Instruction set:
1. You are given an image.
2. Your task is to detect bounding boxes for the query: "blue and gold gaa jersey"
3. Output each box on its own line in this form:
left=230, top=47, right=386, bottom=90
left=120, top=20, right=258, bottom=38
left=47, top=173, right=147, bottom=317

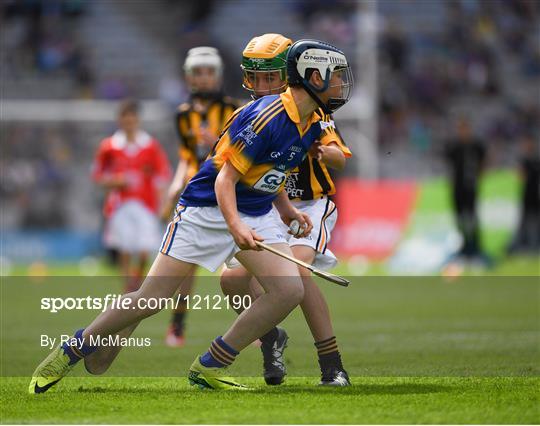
left=180, top=88, right=323, bottom=216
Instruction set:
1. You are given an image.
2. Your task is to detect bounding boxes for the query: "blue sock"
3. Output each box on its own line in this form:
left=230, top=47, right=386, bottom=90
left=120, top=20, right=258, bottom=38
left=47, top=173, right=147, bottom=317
left=61, top=328, right=97, bottom=365
left=200, top=336, right=239, bottom=368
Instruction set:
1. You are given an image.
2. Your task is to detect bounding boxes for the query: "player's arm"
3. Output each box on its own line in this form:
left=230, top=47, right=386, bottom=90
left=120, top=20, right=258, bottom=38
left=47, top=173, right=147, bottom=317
left=151, top=141, right=173, bottom=220
left=273, top=190, right=313, bottom=237
left=91, top=141, right=126, bottom=190
left=161, top=157, right=189, bottom=220
left=94, top=175, right=127, bottom=190
left=310, top=141, right=346, bottom=171
left=314, top=114, right=351, bottom=171
left=161, top=110, right=193, bottom=220
left=215, top=161, right=263, bottom=250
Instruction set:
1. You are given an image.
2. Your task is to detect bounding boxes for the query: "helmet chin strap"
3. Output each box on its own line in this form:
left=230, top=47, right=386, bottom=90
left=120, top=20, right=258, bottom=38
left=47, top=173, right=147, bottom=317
left=300, top=68, right=336, bottom=114
left=301, top=78, right=332, bottom=114
left=304, top=84, right=332, bottom=114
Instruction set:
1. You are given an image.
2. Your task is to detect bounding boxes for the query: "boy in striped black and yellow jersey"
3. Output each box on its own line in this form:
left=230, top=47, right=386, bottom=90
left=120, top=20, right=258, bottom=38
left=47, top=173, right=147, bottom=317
left=163, top=47, right=240, bottom=219
left=163, top=47, right=240, bottom=347
left=220, top=33, right=352, bottom=386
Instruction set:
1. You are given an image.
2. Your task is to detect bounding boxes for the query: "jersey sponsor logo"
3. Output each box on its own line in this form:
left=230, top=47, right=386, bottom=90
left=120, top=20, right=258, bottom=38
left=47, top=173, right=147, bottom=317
left=284, top=172, right=304, bottom=198
left=237, top=124, right=257, bottom=146
left=319, top=120, right=335, bottom=130
left=270, top=151, right=282, bottom=159
left=253, top=169, right=287, bottom=193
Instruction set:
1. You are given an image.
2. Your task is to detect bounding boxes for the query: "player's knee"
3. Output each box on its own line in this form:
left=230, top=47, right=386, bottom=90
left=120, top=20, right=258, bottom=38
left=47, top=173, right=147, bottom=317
left=220, top=270, right=236, bottom=296
left=280, top=278, right=304, bottom=306
left=220, top=267, right=251, bottom=297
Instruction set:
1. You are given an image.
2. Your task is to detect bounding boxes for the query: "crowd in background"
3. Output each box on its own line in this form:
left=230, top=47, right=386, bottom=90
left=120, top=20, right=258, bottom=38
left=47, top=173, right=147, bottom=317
left=1, top=0, right=538, bottom=241
left=1, top=124, right=73, bottom=228
left=1, top=0, right=94, bottom=96
left=378, top=0, right=539, bottom=167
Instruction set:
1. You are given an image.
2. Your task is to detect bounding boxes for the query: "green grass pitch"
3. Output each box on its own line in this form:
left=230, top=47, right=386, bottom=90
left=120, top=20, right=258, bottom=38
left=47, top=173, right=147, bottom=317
left=1, top=260, right=539, bottom=424
left=2, top=377, right=538, bottom=424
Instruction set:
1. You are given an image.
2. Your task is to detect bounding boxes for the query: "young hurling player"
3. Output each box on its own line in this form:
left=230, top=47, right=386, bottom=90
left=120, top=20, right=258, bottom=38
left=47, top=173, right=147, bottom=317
left=84, top=47, right=239, bottom=375
left=221, top=34, right=352, bottom=386
left=92, top=100, right=171, bottom=294
left=162, top=47, right=240, bottom=347
left=29, top=39, right=353, bottom=392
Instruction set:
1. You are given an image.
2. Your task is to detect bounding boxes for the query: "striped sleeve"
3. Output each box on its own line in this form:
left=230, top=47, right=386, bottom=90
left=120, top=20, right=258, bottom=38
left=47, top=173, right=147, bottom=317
left=222, top=107, right=274, bottom=175
left=319, top=113, right=352, bottom=157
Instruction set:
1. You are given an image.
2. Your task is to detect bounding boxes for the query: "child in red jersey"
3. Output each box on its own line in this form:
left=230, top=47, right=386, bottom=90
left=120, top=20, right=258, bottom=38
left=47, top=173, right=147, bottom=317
left=92, top=100, right=172, bottom=293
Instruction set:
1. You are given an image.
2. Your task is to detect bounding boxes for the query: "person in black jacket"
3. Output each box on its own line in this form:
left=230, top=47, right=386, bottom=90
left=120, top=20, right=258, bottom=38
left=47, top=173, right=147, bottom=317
left=444, top=118, right=489, bottom=263
left=507, top=135, right=540, bottom=255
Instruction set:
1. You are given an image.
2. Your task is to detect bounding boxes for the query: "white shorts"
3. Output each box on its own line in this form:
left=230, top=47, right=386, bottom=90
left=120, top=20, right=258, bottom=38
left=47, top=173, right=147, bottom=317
left=280, top=197, right=338, bottom=270
left=160, top=205, right=287, bottom=272
left=227, top=197, right=338, bottom=271
left=105, top=200, right=162, bottom=253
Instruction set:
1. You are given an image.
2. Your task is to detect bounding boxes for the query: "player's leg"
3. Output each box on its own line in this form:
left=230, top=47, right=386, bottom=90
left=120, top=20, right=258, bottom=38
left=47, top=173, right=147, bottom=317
left=220, top=265, right=289, bottom=385
left=219, top=265, right=256, bottom=314
left=189, top=245, right=303, bottom=390
left=84, top=322, right=140, bottom=375
left=83, top=251, right=157, bottom=374
left=221, top=245, right=303, bottom=350
left=166, top=271, right=196, bottom=347
left=29, top=253, right=195, bottom=393
left=292, top=244, right=350, bottom=386
left=84, top=253, right=194, bottom=337
left=283, top=197, right=349, bottom=385
left=86, top=210, right=165, bottom=372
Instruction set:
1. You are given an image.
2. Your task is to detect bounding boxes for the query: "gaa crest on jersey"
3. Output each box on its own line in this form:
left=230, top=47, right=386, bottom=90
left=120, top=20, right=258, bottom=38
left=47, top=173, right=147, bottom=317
left=319, top=120, right=335, bottom=130
left=253, top=169, right=287, bottom=193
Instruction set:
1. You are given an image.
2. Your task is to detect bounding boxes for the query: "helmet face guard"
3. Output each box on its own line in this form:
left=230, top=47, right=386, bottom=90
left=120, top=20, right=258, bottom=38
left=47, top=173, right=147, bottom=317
left=315, top=65, right=354, bottom=112
left=241, top=69, right=288, bottom=97
left=241, top=49, right=289, bottom=98
left=240, top=33, right=292, bottom=99
left=184, top=46, right=223, bottom=98
left=286, top=40, right=354, bottom=113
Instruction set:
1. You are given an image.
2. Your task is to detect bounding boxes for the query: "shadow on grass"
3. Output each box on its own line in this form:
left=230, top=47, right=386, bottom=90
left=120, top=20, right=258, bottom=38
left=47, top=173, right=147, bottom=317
left=250, top=383, right=449, bottom=396
left=71, top=382, right=449, bottom=396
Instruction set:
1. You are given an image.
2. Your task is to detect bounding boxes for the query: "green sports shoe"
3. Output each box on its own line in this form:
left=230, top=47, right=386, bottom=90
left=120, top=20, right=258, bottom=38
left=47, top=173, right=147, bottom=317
left=188, top=357, right=248, bottom=390
left=29, top=346, right=74, bottom=394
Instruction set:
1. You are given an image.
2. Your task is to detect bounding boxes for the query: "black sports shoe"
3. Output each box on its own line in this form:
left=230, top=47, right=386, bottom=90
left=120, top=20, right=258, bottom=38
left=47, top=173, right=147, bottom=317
left=319, top=367, right=351, bottom=386
left=261, top=327, right=288, bottom=385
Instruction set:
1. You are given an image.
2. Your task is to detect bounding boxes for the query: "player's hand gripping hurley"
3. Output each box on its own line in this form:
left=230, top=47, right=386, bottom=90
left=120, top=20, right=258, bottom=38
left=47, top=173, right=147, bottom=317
left=254, top=241, right=350, bottom=287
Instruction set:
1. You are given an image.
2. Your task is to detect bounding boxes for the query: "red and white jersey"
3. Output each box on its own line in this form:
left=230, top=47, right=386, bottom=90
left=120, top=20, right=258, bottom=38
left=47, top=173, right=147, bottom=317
left=92, top=130, right=172, bottom=217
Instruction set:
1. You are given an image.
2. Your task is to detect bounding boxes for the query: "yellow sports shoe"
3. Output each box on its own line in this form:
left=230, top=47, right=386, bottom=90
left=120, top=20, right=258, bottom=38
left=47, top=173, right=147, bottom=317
left=188, top=357, right=248, bottom=390
left=29, top=346, right=74, bottom=394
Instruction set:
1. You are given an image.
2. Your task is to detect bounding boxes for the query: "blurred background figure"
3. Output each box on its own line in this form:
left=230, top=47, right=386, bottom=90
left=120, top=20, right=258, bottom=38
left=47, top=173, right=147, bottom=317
left=92, top=100, right=171, bottom=293
left=162, top=47, right=240, bottom=347
left=507, top=135, right=540, bottom=255
left=443, top=117, right=489, bottom=266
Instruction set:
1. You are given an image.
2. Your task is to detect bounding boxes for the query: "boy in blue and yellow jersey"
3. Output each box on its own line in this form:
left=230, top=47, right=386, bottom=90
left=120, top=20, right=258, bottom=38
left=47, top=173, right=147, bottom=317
left=220, top=34, right=352, bottom=386
left=29, top=39, right=354, bottom=392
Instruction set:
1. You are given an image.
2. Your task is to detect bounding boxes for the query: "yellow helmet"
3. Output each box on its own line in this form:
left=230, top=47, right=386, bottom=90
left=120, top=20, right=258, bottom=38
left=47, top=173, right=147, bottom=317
left=241, top=33, right=292, bottom=97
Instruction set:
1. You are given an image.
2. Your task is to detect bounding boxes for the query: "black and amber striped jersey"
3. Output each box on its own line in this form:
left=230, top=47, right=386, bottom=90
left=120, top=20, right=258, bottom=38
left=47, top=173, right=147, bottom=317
left=284, top=108, right=351, bottom=201
left=175, top=95, right=240, bottom=179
